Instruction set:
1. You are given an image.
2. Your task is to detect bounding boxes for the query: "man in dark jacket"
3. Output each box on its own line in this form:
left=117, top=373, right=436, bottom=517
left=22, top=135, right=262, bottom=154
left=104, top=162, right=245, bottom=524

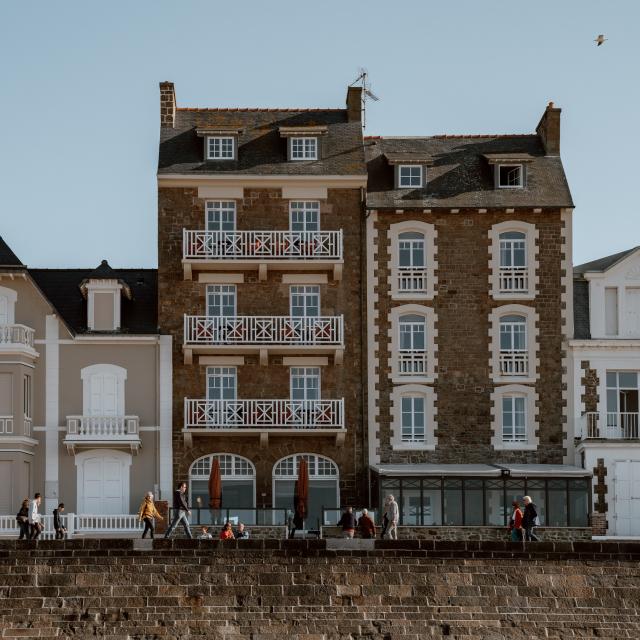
left=164, top=482, right=193, bottom=539
left=53, top=503, right=67, bottom=540
left=338, top=506, right=357, bottom=539
left=522, top=495, right=541, bottom=542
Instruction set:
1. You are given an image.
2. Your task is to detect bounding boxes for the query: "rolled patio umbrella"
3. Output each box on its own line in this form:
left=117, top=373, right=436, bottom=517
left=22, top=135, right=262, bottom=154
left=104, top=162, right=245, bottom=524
left=208, top=457, right=222, bottom=510
left=296, top=457, right=309, bottom=521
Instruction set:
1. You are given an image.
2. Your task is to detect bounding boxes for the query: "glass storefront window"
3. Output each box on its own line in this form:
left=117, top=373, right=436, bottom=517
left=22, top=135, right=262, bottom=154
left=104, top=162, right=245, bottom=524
left=464, top=479, right=484, bottom=525
left=423, top=479, right=442, bottom=525
left=443, top=479, right=463, bottom=525
left=525, top=479, right=546, bottom=526
left=569, top=479, right=589, bottom=527
left=401, top=479, right=422, bottom=525
left=547, top=479, right=568, bottom=526
left=485, top=479, right=504, bottom=525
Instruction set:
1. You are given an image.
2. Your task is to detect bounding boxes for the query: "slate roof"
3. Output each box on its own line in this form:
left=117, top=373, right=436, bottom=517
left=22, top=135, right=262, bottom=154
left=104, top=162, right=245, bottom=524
left=159, top=109, right=366, bottom=176
left=365, top=135, right=573, bottom=209
left=573, top=247, right=639, bottom=275
left=0, top=236, right=24, bottom=267
left=29, top=268, right=158, bottom=335
left=573, top=278, right=591, bottom=340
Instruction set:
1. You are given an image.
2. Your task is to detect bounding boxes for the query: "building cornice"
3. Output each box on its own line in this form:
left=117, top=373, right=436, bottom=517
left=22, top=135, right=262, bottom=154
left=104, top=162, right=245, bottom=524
left=570, top=339, right=640, bottom=349
left=157, top=174, right=368, bottom=189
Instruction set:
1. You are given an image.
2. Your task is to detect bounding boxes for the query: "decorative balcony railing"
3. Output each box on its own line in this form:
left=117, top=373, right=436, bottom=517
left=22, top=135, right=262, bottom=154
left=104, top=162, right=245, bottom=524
left=184, top=315, right=344, bottom=346
left=0, top=416, right=13, bottom=434
left=0, top=324, right=35, bottom=349
left=579, top=412, right=640, bottom=440
left=397, top=267, right=428, bottom=294
left=398, top=350, right=428, bottom=376
left=184, top=399, right=345, bottom=430
left=499, top=351, right=529, bottom=376
left=498, top=267, right=529, bottom=294
left=64, top=415, right=141, bottom=453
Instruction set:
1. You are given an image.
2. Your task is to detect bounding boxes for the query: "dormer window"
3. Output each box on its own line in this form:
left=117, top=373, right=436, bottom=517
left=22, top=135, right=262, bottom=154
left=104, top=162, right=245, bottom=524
left=80, top=261, right=131, bottom=332
left=498, top=164, right=523, bottom=188
left=398, top=165, right=423, bottom=188
left=207, top=136, right=235, bottom=160
left=291, top=137, right=317, bottom=161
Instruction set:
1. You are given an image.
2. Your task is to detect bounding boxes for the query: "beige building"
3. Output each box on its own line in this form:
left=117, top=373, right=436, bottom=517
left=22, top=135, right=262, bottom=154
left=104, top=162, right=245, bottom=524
left=0, top=240, right=172, bottom=517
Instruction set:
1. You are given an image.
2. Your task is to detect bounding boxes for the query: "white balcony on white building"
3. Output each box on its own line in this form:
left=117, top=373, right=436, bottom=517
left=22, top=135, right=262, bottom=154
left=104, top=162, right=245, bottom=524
left=0, top=324, right=37, bottom=359
left=63, top=415, right=141, bottom=454
left=183, top=315, right=344, bottom=365
left=578, top=412, right=640, bottom=440
left=182, top=229, right=344, bottom=281
left=183, top=398, right=345, bottom=447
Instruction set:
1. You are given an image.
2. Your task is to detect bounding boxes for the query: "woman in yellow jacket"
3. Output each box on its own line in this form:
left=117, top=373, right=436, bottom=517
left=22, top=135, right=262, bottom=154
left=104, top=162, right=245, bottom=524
left=138, top=491, right=163, bottom=539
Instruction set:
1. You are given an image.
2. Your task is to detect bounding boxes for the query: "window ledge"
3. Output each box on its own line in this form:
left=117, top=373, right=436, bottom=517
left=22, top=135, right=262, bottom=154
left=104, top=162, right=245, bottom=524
left=391, top=375, right=435, bottom=385
left=493, top=443, right=537, bottom=451
left=491, top=292, right=536, bottom=301
left=392, top=293, right=433, bottom=301
left=392, top=443, right=436, bottom=451
left=493, top=376, right=536, bottom=385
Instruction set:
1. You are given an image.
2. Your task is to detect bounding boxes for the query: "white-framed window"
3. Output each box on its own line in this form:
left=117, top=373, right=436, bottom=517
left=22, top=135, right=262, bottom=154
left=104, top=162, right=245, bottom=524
left=489, top=304, right=538, bottom=383
left=490, top=384, right=538, bottom=450
left=290, top=367, right=320, bottom=401
left=85, top=280, right=121, bottom=331
left=499, top=314, right=527, bottom=376
left=0, top=286, right=17, bottom=325
left=391, top=384, right=436, bottom=451
left=206, top=284, right=236, bottom=317
left=23, top=375, right=31, bottom=420
left=389, top=304, right=436, bottom=382
left=389, top=221, right=436, bottom=300
left=398, top=165, right=423, bottom=188
left=80, top=364, right=127, bottom=417
left=289, top=201, right=320, bottom=232
left=206, top=366, right=237, bottom=400
left=498, top=164, right=523, bottom=188
left=398, top=314, right=427, bottom=376
left=290, top=285, right=320, bottom=317
left=207, top=136, right=235, bottom=160
left=291, top=137, right=317, bottom=160
left=605, top=371, right=640, bottom=438
left=489, top=222, right=537, bottom=300
left=205, top=201, right=236, bottom=231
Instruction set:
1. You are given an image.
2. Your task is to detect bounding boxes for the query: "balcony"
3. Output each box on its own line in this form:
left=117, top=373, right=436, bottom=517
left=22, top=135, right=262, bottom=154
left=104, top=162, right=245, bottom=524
left=398, top=350, right=428, bottom=377
left=183, top=398, right=345, bottom=447
left=578, top=412, right=640, bottom=440
left=0, top=324, right=37, bottom=359
left=182, top=229, right=344, bottom=281
left=397, top=267, right=428, bottom=295
left=183, top=315, right=344, bottom=365
left=63, top=415, right=141, bottom=454
left=499, top=350, right=529, bottom=376
left=498, top=267, right=529, bottom=295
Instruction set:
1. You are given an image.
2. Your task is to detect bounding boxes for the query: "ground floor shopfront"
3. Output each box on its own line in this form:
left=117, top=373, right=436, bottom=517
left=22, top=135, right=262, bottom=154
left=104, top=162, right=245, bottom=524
left=370, top=463, right=592, bottom=528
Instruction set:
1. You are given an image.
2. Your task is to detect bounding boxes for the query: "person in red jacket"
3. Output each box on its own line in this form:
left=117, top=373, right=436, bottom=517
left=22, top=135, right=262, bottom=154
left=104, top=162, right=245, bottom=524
left=219, top=521, right=235, bottom=540
left=509, top=500, right=523, bottom=541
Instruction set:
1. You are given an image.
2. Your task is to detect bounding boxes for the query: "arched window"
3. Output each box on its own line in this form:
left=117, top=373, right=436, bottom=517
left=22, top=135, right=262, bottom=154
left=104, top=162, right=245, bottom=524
left=189, top=453, right=256, bottom=517
left=499, top=231, right=527, bottom=292
left=397, top=232, right=426, bottom=293
left=80, top=364, right=127, bottom=417
left=489, top=222, right=537, bottom=299
left=389, top=222, right=436, bottom=299
left=272, top=453, right=339, bottom=528
left=499, top=314, right=527, bottom=375
left=398, top=314, right=427, bottom=375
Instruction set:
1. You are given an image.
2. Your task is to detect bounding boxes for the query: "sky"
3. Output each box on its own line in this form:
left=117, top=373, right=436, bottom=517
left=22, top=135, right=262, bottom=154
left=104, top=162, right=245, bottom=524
left=0, top=0, right=638, bottom=268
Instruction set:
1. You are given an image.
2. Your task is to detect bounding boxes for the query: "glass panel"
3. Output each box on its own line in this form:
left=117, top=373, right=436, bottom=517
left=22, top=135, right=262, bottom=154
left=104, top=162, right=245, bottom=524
left=505, top=481, right=526, bottom=522
left=464, top=479, right=484, bottom=525
left=619, top=372, right=638, bottom=389
left=547, top=479, right=568, bottom=527
left=485, top=481, right=505, bottom=526
left=606, top=371, right=617, bottom=387
left=207, top=367, right=237, bottom=400
left=443, top=479, right=463, bottom=526
left=569, top=483, right=589, bottom=527
left=401, top=487, right=422, bottom=525
left=221, top=480, right=254, bottom=509
left=422, top=487, right=442, bottom=525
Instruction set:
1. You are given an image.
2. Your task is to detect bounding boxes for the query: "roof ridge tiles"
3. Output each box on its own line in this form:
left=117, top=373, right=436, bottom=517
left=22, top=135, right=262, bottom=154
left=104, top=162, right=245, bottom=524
left=176, top=107, right=344, bottom=113
left=367, top=134, right=535, bottom=140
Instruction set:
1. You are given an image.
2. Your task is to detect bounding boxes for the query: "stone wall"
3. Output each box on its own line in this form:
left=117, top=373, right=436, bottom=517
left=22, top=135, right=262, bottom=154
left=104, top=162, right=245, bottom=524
left=321, top=525, right=592, bottom=541
left=373, top=209, right=566, bottom=464
left=158, top=186, right=366, bottom=504
left=0, top=539, right=639, bottom=638
left=580, top=360, right=599, bottom=413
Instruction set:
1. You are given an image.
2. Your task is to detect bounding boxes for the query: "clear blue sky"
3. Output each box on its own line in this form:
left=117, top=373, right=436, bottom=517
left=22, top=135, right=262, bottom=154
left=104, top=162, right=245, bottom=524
left=1, top=0, right=638, bottom=267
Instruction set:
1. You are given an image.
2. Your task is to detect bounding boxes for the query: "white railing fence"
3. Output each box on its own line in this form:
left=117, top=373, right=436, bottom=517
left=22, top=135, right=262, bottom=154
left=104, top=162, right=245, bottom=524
left=185, top=398, right=345, bottom=430
left=499, top=351, right=529, bottom=376
left=184, top=315, right=344, bottom=346
left=183, top=229, right=343, bottom=261
left=398, top=351, right=428, bottom=376
left=66, top=415, right=139, bottom=437
left=499, top=267, right=529, bottom=293
left=0, top=513, right=143, bottom=538
left=0, top=416, right=13, bottom=434
left=397, top=267, right=428, bottom=294
left=580, top=412, right=640, bottom=439
left=0, top=324, right=35, bottom=348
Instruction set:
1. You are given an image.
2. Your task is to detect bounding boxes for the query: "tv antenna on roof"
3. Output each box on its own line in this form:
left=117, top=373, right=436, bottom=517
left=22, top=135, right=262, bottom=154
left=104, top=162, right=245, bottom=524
left=350, top=68, right=379, bottom=128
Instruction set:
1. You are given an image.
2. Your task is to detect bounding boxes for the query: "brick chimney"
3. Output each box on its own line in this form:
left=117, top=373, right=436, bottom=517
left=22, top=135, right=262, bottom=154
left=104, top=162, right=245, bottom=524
left=160, top=81, right=176, bottom=128
left=346, top=86, right=362, bottom=123
left=536, top=101, right=561, bottom=156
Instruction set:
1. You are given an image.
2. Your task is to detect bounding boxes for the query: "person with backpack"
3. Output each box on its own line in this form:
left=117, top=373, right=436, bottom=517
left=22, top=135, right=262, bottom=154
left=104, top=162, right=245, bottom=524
left=16, top=499, right=29, bottom=540
left=522, top=495, right=541, bottom=541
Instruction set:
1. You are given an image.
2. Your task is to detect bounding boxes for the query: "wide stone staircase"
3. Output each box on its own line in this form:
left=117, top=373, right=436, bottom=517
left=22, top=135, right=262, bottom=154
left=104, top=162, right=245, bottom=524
left=0, top=539, right=639, bottom=638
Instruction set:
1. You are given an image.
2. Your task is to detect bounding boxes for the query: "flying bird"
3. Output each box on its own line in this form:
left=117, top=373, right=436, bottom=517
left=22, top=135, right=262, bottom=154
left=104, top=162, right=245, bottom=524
left=595, top=34, right=606, bottom=46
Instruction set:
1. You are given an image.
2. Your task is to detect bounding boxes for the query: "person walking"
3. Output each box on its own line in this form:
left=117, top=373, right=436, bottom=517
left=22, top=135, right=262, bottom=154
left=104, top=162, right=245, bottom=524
left=385, top=495, right=399, bottom=540
left=338, top=506, right=357, bottom=539
left=16, top=499, right=29, bottom=540
left=522, top=495, right=541, bottom=542
left=137, top=491, right=163, bottom=539
left=289, top=508, right=304, bottom=539
left=357, top=508, right=376, bottom=539
left=28, top=493, right=43, bottom=540
left=53, top=503, right=67, bottom=540
left=164, top=482, right=193, bottom=539
left=508, top=500, right=523, bottom=542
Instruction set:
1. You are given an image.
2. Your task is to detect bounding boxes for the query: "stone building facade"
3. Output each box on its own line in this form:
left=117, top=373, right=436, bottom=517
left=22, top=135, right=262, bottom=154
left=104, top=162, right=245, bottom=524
left=157, top=83, right=367, bottom=528
left=365, top=105, right=591, bottom=527
left=571, top=247, right=640, bottom=536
